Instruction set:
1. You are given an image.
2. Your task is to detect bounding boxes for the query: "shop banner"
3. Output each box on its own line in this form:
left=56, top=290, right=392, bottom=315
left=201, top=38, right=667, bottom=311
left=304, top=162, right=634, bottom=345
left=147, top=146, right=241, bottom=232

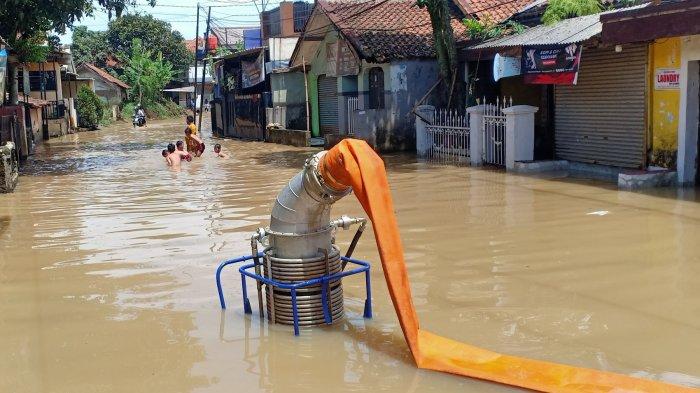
left=522, top=44, right=582, bottom=85
left=0, top=49, right=7, bottom=104
left=241, top=51, right=265, bottom=88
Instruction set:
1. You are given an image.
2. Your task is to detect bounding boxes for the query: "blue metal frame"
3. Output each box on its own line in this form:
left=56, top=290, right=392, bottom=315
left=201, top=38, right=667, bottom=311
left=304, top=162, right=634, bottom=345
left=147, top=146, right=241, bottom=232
left=216, top=254, right=372, bottom=336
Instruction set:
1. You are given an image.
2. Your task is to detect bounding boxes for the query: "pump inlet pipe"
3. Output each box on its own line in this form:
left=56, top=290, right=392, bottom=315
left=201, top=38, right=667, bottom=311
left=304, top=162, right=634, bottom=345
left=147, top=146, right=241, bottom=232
left=310, top=139, right=692, bottom=393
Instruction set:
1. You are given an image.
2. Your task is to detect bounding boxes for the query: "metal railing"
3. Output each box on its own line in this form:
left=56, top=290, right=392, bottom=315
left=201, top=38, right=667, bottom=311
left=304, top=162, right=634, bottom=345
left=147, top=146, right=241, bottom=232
left=346, top=97, right=359, bottom=136
left=482, top=97, right=511, bottom=167
left=426, top=109, right=470, bottom=164
left=43, top=100, right=66, bottom=120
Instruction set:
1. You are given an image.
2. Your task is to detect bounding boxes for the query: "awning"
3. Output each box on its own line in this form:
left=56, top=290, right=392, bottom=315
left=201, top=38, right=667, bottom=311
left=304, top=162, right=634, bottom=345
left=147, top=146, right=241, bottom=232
left=468, top=5, right=649, bottom=50
left=601, top=0, right=700, bottom=44
left=163, top=86, right=195, bottom=93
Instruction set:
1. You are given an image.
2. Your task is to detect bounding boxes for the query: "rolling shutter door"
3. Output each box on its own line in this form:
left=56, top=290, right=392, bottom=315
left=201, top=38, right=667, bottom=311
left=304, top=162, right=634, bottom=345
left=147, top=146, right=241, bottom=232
left=318, top=75, right=338, bottom=135
left=554, top=44, right=647, bottom=168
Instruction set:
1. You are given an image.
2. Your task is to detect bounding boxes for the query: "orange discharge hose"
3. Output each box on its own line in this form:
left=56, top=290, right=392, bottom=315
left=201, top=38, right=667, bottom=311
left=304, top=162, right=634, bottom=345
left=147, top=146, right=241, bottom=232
left=319, top=139, right=694, bottom=393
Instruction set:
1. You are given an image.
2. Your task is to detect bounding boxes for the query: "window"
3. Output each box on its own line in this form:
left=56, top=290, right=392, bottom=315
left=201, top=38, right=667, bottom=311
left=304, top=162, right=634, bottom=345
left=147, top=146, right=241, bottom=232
left=17, top=70, right=57, bottom=91
left=368, top=67, right=384, bottom=110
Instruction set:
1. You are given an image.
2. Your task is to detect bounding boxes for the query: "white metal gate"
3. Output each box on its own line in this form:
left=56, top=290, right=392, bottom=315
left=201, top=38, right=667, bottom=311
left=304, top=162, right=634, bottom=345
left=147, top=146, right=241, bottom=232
left=482, top=97, right=511, bottom=167
left=346, top=96, right=358, bottom=136
left=426, top=109, right=470, bottom=163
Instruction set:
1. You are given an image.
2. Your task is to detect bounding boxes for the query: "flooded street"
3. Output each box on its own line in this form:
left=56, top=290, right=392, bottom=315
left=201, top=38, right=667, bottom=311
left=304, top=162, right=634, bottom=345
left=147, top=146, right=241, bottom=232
left=2, top=118, right=699, bottom=392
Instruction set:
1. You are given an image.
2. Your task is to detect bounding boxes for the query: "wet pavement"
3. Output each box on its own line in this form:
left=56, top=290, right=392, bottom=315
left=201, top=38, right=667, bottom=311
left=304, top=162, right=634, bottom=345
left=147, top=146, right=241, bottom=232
left=1, top=118, right=699, bottom=392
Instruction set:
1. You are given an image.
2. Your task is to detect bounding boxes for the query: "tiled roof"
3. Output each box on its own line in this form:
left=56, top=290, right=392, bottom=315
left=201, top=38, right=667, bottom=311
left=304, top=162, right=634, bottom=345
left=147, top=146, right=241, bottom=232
left=458, top=0, right=535, bottom=23
left=185, top=38, right=201, bottom=54
left=317, top=0, right=470, bottom=62
left=79, top=63, right=130, bottom=90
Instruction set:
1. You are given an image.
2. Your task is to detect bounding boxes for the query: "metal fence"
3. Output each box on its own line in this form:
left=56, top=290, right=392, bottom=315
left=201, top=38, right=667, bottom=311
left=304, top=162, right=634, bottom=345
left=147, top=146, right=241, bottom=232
left=346, top=97, right=358, bottom=136
left=482, top=97, right=511, bottom=167
left=43, top=100, right=66, bottom=120
left=426, top=109, right=470, bottom=164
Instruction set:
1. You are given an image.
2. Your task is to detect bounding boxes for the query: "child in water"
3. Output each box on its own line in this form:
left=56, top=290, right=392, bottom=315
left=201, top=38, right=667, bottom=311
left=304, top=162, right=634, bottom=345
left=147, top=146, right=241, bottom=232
left=185, top=128, right=205, bottom=157
left=213, top=144, right=229, bottom=158
left=162, top=149, right=170, bottom=165
left=184, top=115, right=204, bottom=156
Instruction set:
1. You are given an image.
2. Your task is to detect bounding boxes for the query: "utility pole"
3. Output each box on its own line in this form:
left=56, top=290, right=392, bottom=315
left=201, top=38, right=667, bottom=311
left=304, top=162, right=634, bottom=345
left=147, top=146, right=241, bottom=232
left=197, top=6, right=211, bottom=135
left=193, top=3, right=200, bottom=124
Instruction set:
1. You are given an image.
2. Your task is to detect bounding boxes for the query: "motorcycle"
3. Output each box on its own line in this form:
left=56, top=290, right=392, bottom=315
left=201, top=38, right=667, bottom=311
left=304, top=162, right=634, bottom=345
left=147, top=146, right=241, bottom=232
left=132, top=112, right=146, bottom=128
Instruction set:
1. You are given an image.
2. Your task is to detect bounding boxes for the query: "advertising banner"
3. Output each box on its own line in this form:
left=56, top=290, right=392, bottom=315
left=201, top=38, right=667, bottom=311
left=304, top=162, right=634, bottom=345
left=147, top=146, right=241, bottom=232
left=522, top=43, right=582, bottom=85
left=241, top=51, right=265, bottom=88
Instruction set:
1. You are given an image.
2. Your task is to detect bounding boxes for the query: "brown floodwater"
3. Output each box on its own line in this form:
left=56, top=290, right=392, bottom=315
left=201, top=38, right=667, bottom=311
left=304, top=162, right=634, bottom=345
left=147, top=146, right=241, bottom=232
left=1, top=118, right=699, bottom=392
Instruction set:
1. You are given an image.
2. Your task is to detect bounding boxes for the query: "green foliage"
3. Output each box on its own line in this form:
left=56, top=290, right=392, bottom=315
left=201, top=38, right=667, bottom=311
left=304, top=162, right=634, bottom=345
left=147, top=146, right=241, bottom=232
left=72, top=26, right=109, bottom=67
left=542, top=0, right=602, bottom=25
left=120, top=101, right=136, bottom=120
left=76, top=86, right=104, bottom=129
left=97, top=0, right=156, bottom=19
left=121, top=100, right=183, bottom=120
left=122, top=38, right=173, bottom=106
left=106, top=14, right=191, bottom=77
left=0, top=0, right=91, bottom=62
left=416, top=0, right=458, bottom=84
left=464, top=17, right=526, bottom=40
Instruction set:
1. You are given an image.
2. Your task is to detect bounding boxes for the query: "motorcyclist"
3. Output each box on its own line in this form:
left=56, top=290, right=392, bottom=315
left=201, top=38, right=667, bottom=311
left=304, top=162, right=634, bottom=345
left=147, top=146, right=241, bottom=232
left=134, top=105, right=146, bottom=127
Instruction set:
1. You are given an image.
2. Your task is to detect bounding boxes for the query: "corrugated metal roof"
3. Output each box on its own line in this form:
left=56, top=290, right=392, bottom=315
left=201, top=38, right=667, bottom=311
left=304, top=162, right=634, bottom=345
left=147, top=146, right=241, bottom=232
left=470, top=5, right=650, bottom=49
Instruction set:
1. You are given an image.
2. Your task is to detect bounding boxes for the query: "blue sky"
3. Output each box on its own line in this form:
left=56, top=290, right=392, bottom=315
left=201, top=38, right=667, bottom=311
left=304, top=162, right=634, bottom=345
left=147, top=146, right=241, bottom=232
left=60, top=0, right=283, bottom=44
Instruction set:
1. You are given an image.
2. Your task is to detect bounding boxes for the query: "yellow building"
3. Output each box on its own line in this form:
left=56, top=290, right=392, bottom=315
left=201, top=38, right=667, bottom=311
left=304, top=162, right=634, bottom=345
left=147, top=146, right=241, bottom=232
left=603, top=1, right=700, bottom=185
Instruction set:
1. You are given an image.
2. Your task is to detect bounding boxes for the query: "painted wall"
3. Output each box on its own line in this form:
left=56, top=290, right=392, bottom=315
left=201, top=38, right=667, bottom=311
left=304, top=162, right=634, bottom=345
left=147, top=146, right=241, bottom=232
left=25, top=62, right=63, bottom=101
left=270, top=71, right=307, bottom=129
left=352, top=59, right=439, bottom=151
left=678, top=34, right=700, bottom=184
left=307, top=29, right=340, bottom=137
left=649, top=38, right=682, bottom=168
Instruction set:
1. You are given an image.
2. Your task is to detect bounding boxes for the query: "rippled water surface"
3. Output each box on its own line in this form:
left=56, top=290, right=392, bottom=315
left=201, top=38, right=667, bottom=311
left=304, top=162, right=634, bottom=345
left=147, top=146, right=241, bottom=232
left=1, top=119, right=699, bottom=392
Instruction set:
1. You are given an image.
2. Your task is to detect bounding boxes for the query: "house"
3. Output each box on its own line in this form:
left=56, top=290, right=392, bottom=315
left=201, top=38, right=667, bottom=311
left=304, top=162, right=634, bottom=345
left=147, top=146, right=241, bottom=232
left=15, top=49, right=77, bottom=139
left=76, top=63, right=129, bottom=119
left=281, top=0, right=471, bottom=151
left=461, top=1, right=697, bottom=187
left=601, top=0, right=700, bottom=186
left=212, top=47, right=270, bottom=140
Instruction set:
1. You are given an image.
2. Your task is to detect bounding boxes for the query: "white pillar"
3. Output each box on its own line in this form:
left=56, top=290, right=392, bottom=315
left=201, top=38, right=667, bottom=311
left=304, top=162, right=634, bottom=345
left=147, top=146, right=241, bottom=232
left=502, top=105, right=538, bottom=171
left=415, top=105, right=434, bottom=157
left=466, top=105, right=485, bottom=166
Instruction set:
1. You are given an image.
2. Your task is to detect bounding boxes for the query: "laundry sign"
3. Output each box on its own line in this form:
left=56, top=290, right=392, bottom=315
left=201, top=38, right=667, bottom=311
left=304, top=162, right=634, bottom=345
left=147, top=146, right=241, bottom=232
left=654, top=68, right=680, bottom=90
left=522, top=43, right=582, bottom=85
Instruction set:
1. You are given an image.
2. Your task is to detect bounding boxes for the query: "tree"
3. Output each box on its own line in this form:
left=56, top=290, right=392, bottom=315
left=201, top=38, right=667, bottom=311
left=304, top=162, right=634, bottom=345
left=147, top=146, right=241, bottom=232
left=71, top=26, right=109, bottom=67
left=106, top=14, right=191, bottom=77
left=98, top=0, right=156, bottom=19
left=76, top=85, right=104, bottom=129
left=0, top=0, right=91, bottom=103
left=122, top=38, right=173, bottom=106
left=542, top=0, right=601, bottom=25
left=416, top=0, right=458, bottom=105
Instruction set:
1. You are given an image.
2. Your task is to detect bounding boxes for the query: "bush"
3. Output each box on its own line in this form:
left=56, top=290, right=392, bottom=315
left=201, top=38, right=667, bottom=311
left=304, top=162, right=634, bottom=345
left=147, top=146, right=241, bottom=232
left=76, top=86, right=104, bottom=130
left=121, top=102, right=136, bottom=120
left=100, top=103, right=113, bottom=126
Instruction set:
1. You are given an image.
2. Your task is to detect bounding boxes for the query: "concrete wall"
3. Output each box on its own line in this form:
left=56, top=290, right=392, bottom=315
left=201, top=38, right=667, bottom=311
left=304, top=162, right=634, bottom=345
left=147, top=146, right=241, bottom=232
left=270, top=71, right=307, bottom=130
left=649, top=38, right=682, bottom=168
left=678, top=34, right=700, bottom=184
left=352, top=59, right=440, bottom=151
left=266, top=127, right=310, bottom=147
left=75, top=68, right=125, bottom=106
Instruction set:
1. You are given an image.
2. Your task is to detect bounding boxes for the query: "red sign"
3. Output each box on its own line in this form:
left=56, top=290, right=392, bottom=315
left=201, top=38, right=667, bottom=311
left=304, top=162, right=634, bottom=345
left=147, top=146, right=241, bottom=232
left=654, top=68, right=680, bottom=90
left=522, top=44, right=582, bottom=85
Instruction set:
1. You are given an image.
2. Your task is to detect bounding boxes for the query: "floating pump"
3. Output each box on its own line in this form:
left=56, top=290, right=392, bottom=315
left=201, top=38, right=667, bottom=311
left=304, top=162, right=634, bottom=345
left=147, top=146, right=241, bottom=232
left=216, top=151, right=372, bottom=334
